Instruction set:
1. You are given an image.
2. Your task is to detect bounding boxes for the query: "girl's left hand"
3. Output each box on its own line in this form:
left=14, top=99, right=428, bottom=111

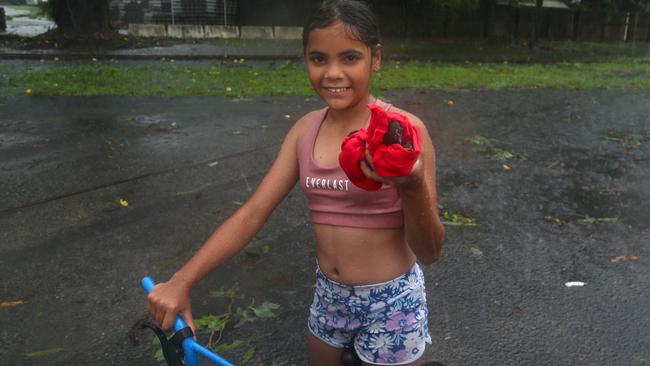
left=360, top=150, right=424, bottom=191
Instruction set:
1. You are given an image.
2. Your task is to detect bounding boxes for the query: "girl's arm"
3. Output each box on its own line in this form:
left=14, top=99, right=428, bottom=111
left=361, top=113, right=445, bottom=265
left=147, top=114, right=312, bottom=331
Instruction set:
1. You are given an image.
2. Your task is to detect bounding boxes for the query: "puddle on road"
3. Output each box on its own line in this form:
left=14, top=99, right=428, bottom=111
left=541, top=147, right=645, bottom=225
left=0, top=131, right=39, bottom=150
left=1, top=6, right=55, bottom=37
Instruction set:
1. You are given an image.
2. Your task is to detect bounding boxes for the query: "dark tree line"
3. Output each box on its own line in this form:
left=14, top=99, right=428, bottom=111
left=43, top=0, right=648, bottom=39
left=41, top=0, right=113, bottom=35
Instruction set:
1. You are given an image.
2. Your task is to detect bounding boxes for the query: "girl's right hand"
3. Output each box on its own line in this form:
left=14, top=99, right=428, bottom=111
left=146, top=276, right=195, bottom=333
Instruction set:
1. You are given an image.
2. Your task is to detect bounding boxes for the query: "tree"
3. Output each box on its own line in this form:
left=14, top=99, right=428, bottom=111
left=563, top=0, right=646, bottom=11
left=45, top=0, right=114, bottom=36
left=529, top=0, right=544, bottom=49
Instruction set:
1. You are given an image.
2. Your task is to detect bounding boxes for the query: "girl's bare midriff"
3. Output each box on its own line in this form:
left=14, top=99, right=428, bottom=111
left=313, top=224, right=417, bottom=285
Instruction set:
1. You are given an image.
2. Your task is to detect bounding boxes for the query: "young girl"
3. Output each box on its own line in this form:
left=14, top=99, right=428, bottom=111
left=147, top=0, right=445, bottom=364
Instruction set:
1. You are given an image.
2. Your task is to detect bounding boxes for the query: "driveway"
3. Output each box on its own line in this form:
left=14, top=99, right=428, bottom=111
left=1, top=89, right=648, bottom=365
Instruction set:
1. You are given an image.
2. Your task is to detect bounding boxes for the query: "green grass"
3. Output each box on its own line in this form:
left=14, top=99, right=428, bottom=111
left=383, top=39, right=650, bottom=63
left=3, top=58, right=649, bottom=96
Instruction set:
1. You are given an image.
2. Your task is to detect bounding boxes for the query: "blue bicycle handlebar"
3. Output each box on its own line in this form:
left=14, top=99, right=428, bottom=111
left=141, top=276, right=236, bottom=366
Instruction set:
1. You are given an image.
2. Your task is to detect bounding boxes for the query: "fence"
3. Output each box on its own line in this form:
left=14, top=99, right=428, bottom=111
left=110, top=0, right=238, bottom=28
left=110, top=0, right=650, bottom=42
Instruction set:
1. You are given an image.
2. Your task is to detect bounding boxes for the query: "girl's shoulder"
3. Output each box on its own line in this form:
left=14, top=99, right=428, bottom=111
left=285, top=108, right=326, bottom=143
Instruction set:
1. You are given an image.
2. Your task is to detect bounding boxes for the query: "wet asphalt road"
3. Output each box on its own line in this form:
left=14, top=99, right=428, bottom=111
left=1, top=90, right=649, bottom=366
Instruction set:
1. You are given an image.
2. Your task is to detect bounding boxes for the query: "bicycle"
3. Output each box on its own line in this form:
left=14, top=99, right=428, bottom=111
left=141, top=276, right=235, bottom=366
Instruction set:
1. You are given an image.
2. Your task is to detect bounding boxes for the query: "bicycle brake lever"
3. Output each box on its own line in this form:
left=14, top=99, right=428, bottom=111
left=142, top=320, right=193, bottom=366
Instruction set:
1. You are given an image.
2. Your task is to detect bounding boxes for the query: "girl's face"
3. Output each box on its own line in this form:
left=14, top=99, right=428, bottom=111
left=305, top=21, right=381, bottom=111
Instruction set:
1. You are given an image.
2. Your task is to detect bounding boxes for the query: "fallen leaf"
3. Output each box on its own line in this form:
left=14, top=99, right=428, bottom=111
left=25, top=89, right=33, bottom=95
left=1, top=300, right=26, bottom=308
left=231, top=130, right=242, bottom=135
left=215, top=340, right=243, bottom=353
left=490, top=149, right=514, bottom=161
left=119, top=199, right=129, bottom=207
left=502, top=164, right=512, bottom=171
left=464, top=135, right=496, bottom=146
left=442, top=211, right=478, bottom=227
left=230, top=200, right=243, bottom=206
left=470, top=247, right=483, bottom=257
left=226, top=87, right=232, bottom=92
left=23, top=347, right=64, bottom=358
left=154, top=349, right=164, bottom=361
left=546, top=160, right=561, bottom=169
left=207, top=161, right=219, bottom=167
left=250, top=302, right=280, bottom=318
left=241, top=346, right=255, bottom=364
left=544, top=215, right=563, bottom=224
left=578, top=216, right=618, bottom=224
left=284, top=114, right=291, bottom=119
left=445, top=100, right=454, bottom=106
left=610, top=255, right=639, bottom=263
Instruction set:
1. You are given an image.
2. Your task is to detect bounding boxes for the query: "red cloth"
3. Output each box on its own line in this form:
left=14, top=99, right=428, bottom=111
left=339, top=128, right=382, bottom=191
left=339, top=105, right=421, bottom=191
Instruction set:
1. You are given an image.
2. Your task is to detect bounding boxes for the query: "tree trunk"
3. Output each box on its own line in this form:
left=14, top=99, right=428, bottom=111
left=481, top=0, right=496, bottom=39
left=52, top=0, right=112, bottom=35
left=529, top=0, right=544, bottom=49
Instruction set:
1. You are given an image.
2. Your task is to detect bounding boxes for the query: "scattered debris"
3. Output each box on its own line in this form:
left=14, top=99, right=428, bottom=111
left=544, top=215, right=567, bottom=225
left=564, top=281, right=586, bottom=287
left=610, top=255, right=639, bottom=263
left=470, top=247, right=484, bottom=257
left=23, top=347, right=64, bottom=358
left=578, top=216, right=618, bottom=224
left=546, top=160, right=561, bottom=169
left=442, top=211, right=478, bottom=227
left=0, top=300, right=26, bottom=308
left=119, top=198, right=129, bottom=207
left=241, top=346, right=256, bottom=365
left=490, top=148, right=514, bottom=161
left=464, top=134, right=496, bottom=146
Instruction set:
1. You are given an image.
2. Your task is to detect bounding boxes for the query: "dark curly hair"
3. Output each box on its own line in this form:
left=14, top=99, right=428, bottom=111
left=302, top=0, right=382, bottom=55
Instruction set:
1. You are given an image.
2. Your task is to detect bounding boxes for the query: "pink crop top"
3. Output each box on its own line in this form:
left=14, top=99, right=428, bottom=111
left=297, top=101, right=404, bottom=229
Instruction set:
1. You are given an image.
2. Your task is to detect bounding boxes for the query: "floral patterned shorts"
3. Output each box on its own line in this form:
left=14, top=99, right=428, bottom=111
left=307, top=263, right=432, bottom=365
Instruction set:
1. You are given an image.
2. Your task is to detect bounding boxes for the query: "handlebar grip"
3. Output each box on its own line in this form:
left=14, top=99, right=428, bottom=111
left=141, top=276, right=190, bottom=332
left=142, top=277, right=156, bottom=293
